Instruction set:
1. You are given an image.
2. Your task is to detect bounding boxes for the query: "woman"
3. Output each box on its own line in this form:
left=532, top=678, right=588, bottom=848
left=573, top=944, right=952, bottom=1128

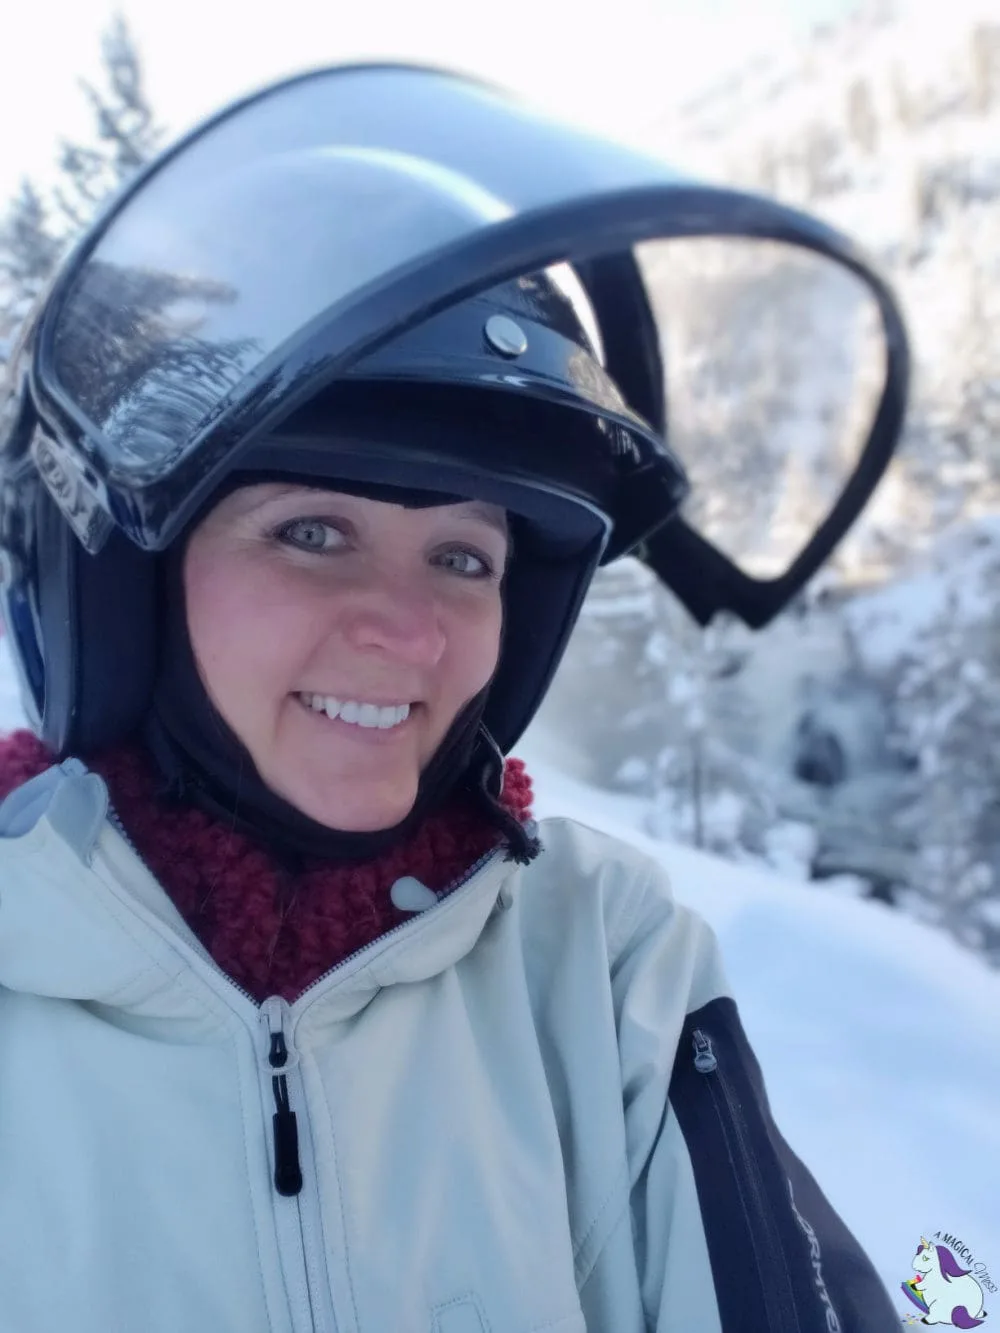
left=0, top=64, right=898, bottom=1331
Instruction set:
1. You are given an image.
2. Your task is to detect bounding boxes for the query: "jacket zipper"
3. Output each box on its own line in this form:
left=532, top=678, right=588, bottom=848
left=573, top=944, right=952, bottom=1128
left=99, top=807, right=505, bottom=1333
left=104, top=806, right=503, bottom=1199
left=691, top=1030, right=801, bottom=1333
left=257, top=997, right=338, bottom=1333
left=106, top=806, right=139, bottom=855
left=250, top=845, right=504, bottom=1198
left=261, top=997, right=305, bottom=1196
left=105, top=803, right=503, bottom=1189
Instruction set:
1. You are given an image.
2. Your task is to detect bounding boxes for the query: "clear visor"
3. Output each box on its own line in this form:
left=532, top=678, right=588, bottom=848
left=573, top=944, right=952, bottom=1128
left=40, top=65, right=681, bottom=476
left=26, top=62, right=906, bottom=611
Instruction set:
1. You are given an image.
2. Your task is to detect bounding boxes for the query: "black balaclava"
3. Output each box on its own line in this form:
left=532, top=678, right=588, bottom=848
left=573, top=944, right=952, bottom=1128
left=142, top=477, right=537, bottom=867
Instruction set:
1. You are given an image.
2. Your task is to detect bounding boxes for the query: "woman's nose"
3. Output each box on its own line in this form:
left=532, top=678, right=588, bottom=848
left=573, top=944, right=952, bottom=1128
left=338, top=578, right=447, bottom=666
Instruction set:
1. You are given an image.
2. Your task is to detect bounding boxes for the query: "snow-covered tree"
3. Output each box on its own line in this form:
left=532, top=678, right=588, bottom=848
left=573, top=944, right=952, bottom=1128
left=533, top=558, right=673, bottom=789
left=970, top=22, right=1000, bottom=114
left=0, top=183, right=62, bottom=356
left=642, top=615, right=775, bottom=860
left=846, top=77, right=879, bottom=155
left=0, top=14, right=162, bottom=363
left=890, top=583, right=1000, bottom=963
left=51, top=13, right=162, bottom=233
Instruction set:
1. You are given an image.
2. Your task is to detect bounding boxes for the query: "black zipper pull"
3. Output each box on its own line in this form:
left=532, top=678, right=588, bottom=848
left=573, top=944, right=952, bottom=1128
left=692, top=1029, right=718, bottom=1074
left=261, top=999, right=303, bottom=1197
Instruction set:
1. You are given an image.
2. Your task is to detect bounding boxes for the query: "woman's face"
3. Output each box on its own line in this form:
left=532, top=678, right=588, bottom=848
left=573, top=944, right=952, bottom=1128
left=184, top=484, right=508, bottom=832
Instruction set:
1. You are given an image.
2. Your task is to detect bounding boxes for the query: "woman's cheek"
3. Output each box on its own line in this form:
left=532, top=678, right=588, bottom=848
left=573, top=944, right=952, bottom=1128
left=187, top=553, right=286, bottom=691
left=460, top=592, right=504, bottom=687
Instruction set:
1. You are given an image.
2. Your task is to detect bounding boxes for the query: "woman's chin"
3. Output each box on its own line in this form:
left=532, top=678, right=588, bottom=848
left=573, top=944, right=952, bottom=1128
left=279, top=774, right=418, bottom=834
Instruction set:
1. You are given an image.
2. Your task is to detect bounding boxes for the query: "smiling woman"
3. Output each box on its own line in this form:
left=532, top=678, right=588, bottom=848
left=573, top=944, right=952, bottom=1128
left=183, top=485, right=507, bottom=832
left=0, top=61, right=899, bottom=1333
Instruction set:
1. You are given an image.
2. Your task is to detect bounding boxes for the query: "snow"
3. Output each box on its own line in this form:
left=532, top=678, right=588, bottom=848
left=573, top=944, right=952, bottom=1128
left=519, top=735, right=1000, bottom=1298
left=845, top=516, right=1000, bottom=671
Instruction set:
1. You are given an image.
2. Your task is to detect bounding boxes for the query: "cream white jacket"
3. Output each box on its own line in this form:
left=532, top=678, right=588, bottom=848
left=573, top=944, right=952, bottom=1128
left=0, top=760, right=894, bottom=1332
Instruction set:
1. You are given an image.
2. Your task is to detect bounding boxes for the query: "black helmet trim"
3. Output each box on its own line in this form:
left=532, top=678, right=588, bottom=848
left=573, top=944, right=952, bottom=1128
left=7, top=57, right=887, bottom=552
left=20, top=180, right=862, bottom=563
left=239, top=442, right=611, bottom=558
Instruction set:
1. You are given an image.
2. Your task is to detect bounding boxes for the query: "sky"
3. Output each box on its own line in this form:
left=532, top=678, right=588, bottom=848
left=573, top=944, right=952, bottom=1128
left=1, top=0, right=858, bottom=205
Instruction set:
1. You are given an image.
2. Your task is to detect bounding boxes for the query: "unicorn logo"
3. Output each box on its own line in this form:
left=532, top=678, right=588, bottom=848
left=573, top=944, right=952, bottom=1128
left=901, top=1237, right=988, bottom=1327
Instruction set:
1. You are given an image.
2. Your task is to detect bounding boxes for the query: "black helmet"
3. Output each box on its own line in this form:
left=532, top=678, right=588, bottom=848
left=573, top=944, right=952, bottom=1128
left=0, top=62, right=908, bottom=757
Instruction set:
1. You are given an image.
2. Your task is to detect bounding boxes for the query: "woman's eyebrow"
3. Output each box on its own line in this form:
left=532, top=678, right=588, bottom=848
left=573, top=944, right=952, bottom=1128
left=237, top=490, right=508, bottom=539
left=233, top=485, right=313, bottom=516
left=456, top=502, right=509, bottom=539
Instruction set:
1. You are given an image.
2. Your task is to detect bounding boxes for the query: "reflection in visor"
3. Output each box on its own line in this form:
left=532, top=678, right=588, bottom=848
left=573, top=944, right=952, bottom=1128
left=53, top=146, right=514, bottom=469
left=38, top=61, right=685, bottom=485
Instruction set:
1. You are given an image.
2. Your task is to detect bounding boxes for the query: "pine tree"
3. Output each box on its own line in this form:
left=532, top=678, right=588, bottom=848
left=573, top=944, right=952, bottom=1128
left=54, top=260, right=257, bottom=461
left=891, top=583, right=1000, bottom=964
left=0, top=183, right=62, bottom=357
left=0, top=13, right=162, bottom=362
left=52, top=13, right=162, bottom=233
left=846, top=78, right=878, bottom=156
left=533, top=558, right=671, bottom=789
left=970, top=23, right=1000, bottom=114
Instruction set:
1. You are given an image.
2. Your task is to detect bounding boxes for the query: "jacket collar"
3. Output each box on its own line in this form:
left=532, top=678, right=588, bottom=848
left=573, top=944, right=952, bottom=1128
left=0, top=762, right=516, bottom=1026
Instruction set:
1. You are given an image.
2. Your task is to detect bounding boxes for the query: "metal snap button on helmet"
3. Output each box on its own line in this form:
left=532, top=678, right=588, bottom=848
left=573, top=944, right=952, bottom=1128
left=484, top=315, right=528, bottom=358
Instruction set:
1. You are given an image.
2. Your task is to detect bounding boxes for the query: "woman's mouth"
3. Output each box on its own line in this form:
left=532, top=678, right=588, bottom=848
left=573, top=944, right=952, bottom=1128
left=297, top=692, right=411, bottom=730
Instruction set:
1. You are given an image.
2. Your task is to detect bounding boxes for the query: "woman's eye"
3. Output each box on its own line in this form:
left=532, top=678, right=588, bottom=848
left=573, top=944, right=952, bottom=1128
left=276, top=519, right=345, bottom=552
left=435, top=548, right=493, bottom=578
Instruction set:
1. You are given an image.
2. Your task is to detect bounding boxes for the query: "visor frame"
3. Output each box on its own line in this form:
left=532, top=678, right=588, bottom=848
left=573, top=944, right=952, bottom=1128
left=25, top=178, right=883, bottom=565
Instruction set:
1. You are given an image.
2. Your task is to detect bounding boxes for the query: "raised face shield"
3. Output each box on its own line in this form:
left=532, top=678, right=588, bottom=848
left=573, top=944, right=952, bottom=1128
left=4, top=62, right=908, bottom=630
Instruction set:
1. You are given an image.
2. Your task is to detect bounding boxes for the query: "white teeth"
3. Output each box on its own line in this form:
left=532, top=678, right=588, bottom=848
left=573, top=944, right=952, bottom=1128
left=300, top=694, right=410, bottom=729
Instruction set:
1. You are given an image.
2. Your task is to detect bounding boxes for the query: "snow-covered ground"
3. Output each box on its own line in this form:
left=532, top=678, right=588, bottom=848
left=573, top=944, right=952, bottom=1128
left=1, top=635, right=996, bottom=1300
